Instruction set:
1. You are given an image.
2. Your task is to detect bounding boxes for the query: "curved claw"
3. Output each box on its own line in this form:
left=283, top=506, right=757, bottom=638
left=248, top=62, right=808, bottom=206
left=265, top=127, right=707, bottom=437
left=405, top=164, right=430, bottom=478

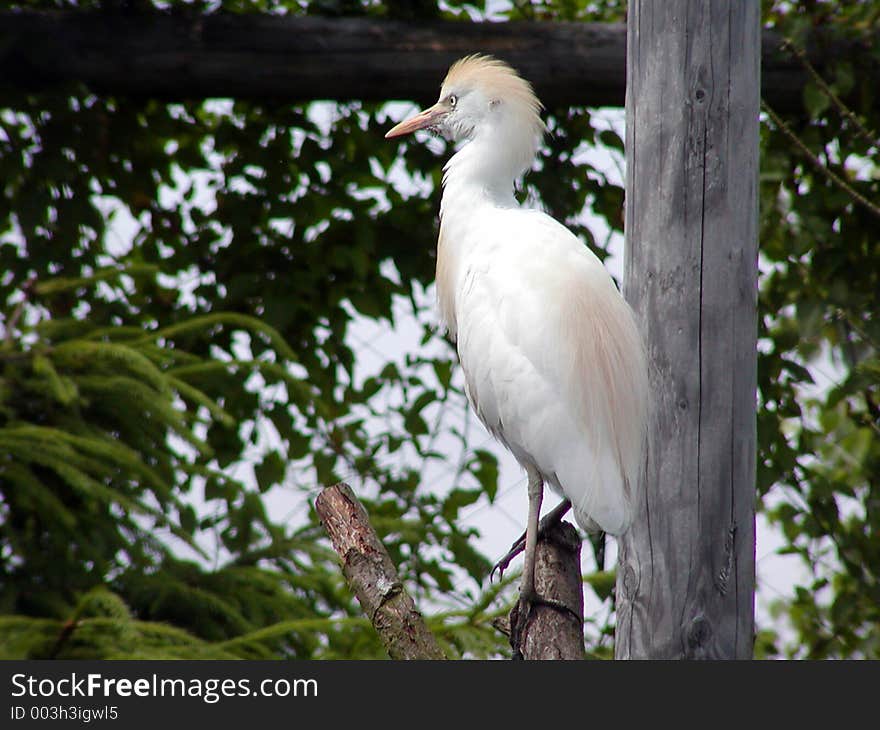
left=488, top=499, right=573, bottom=584
left=490, top=535, right=527, bottom=583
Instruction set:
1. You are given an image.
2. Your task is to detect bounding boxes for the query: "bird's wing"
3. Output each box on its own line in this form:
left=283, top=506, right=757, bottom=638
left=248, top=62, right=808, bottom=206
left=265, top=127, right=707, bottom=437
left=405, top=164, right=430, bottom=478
left=455, top=210, right=648, bottom=534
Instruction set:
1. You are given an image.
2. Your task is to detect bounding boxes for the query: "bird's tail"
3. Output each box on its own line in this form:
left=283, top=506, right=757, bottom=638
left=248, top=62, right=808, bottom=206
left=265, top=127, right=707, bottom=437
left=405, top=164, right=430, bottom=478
left=568, top=449, right=634, bottom=537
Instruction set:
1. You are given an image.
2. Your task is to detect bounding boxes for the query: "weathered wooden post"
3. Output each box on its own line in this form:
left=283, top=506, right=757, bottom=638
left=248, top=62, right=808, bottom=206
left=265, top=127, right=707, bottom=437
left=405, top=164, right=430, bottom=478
left=615, top=1, right=759, bottom=658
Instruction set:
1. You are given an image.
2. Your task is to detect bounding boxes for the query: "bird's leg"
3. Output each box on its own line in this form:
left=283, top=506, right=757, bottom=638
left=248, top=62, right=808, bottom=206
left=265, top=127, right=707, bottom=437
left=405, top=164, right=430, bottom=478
left=490, top=499, right=572, bottom=582
left=510, top=466, right=543, bottom=658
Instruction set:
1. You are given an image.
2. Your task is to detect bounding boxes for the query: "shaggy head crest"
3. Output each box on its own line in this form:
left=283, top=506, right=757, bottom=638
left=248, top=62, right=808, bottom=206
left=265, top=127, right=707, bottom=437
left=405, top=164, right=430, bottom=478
left=440, top=54, right=546, bottom=141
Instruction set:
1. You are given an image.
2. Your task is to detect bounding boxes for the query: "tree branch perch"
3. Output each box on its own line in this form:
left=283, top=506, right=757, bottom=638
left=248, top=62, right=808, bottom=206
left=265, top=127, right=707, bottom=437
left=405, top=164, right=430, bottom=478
left=315, top=482, right=446, bottom=660
left=514, top=520, right=585, bottom=660
left=317, top=483, right=586, bottom=660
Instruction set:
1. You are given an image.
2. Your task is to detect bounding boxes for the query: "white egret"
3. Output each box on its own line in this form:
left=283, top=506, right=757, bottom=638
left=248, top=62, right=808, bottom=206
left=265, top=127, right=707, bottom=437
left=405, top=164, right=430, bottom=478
left=386, top=55, right=649, bottom=654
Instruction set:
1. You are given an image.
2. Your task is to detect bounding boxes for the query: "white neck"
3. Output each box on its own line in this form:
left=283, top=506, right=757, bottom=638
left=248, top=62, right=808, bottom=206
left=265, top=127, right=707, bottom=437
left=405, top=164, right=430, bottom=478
left=440, top=136, right=518, bottom=216
left=432, top=94, right=543, bottom=338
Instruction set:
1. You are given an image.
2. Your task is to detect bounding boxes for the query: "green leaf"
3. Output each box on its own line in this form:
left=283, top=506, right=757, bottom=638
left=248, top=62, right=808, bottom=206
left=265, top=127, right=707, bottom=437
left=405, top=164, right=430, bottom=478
left=584, top=570, right=617, bottom=601
left=441, top=488, right=482, bottom=521
left=469, top=449, right=500, bottom=501
left=254, top=450, right=286, bottom=493
left=802, top=81, right=830, bottom=118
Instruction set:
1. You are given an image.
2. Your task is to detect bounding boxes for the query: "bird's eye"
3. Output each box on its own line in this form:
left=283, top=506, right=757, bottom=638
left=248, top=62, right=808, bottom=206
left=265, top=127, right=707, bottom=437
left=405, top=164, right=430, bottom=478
left=448, top=95, right=458, bottom=108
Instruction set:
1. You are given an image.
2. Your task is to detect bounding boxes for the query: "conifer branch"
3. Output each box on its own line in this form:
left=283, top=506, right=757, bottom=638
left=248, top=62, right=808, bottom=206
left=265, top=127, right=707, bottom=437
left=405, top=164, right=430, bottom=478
left=315, top=482, right=446, bottom=660
left=146, top=312, right=299, bottom=363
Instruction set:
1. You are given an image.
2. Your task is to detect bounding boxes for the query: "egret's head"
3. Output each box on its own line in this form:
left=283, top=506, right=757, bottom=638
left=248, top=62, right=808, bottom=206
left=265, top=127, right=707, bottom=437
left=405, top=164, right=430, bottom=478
left=385, top=55, right=545, bottom=172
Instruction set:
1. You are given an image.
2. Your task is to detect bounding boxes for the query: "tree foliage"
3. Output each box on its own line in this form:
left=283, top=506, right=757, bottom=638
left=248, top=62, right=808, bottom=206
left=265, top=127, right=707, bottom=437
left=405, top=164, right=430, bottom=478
left=0, top=0, right=878, bottom=659
left=756, top=0, right=880, bottom=659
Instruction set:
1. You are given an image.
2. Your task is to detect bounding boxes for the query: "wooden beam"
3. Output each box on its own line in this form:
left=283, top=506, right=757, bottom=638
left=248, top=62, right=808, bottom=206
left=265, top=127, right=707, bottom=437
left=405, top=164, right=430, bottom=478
left=615, top=1, right=759, bottom=658
left=0, top=9, right=872, bottom=113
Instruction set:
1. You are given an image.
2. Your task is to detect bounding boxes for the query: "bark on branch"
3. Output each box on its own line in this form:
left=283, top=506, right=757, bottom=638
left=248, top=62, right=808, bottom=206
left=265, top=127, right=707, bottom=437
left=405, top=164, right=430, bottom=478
left=318, top=482, right=586, bottom=660
left=514, top=520, right=585, bottom=660
left=315, top=482, right=446, bottom=660
left=1, top=9, right=876, bottom=114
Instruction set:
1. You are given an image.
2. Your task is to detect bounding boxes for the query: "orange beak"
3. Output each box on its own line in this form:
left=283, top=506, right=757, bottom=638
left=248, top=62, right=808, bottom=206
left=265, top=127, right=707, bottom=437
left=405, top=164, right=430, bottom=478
left=385, top=103, right=448, bottom=139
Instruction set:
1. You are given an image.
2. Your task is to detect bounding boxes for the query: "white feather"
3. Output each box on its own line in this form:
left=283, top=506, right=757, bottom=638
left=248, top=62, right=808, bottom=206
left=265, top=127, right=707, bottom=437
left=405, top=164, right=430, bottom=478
left=446, top=202, right=647, bottom=534
left=409, top=56, right=648, bottom=536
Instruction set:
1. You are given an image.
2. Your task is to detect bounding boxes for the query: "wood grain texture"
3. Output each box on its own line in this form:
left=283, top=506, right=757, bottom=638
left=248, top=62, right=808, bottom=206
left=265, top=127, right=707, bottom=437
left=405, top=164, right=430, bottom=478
left=515, top=521, right=585, bottom=660
left=615, top=0, right=758, bottom=659
left=0, top=9, right=873, bottom=113
left=315, top=482, right=446, bottom=660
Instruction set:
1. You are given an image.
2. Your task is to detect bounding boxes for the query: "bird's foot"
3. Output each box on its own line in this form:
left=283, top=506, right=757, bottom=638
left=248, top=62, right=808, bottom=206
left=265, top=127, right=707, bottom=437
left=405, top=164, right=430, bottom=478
left=490, top=500, right=572, bottom=582
left=509, top=589, right=581, bottom=659
left=491, top=540, right=525, bottom=584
